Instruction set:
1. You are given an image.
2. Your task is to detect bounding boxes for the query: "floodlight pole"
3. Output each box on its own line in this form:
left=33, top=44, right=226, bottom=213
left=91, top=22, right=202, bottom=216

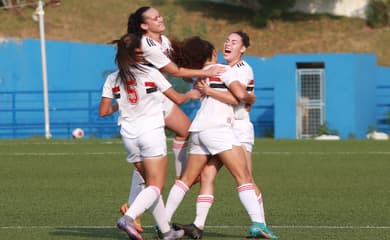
left=37, top=0, right=52, bottom=139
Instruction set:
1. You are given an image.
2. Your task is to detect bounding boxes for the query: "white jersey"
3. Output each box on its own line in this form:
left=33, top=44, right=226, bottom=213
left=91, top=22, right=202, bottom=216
left=141, top=34, right=172, bottom=69
left=189, top=64, right=236, bottom=132
left=101, top=65, right=172, bottom=138
left=231, top=60, right=254, bottom=120
left=231, top=60, right=255, bottom=145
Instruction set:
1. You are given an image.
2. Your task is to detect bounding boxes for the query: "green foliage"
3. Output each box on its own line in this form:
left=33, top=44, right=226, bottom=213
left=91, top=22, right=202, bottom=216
left=250, top=0, right=296, bottom=27
left=367, top=125, right=377, bottom=133
left=318, top=121, right=339, bottom=136
left=262, top=127, right=275, bottom=138
left=348, top=132, right=357, bottom=139
left=366, top=0, right=390, bottom=28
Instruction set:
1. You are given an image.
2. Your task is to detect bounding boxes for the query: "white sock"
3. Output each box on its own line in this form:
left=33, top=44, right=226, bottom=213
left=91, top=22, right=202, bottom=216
left=193, top=195, right=214, bottom=229
left=165, top=180, right=189, bottom=222
left=125, top=185, right=160, bottom=220
left=172, top=139, right=188, bottom=178
left=128, top=169, right=145, bottom=205
left=258, top=193, right=266, bottom=224
left=237, top=183, right=264, bottom=223
left=150, top=195, right=171, bottom=234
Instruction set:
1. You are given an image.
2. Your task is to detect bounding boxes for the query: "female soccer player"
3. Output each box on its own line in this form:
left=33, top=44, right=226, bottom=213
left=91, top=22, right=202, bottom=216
left=162, top=35, right=273, bottom=239
left=99, top=33, right=200, bottom=240
left=170, top=31, right=277, bottom=239
left=121, top=7, right=225, bottom=230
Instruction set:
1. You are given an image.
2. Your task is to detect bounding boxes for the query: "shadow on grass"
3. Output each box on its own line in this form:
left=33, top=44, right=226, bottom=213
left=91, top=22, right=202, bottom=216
left=49, top=226, right=247, bottom=239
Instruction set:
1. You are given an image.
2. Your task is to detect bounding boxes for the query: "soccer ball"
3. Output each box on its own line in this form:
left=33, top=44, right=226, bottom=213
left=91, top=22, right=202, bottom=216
left=72, top=128, right=84, bottom=139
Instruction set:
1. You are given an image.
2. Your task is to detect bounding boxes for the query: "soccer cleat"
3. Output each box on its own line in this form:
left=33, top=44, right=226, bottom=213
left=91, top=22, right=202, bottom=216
left=249, top=222, right=278, bottom=239
left=172, top=223, right=203, bottom=239
left=162, top=228, right=185, bottom=240
left=120, top=203, right=143, bottom=232
left=116, top=215, right=144, bottom=240
left=154, top=224, right=164, bottom=239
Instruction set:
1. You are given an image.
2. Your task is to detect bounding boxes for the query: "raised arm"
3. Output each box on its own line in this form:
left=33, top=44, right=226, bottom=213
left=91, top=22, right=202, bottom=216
left=161, top=62, right=226, bottom=78
left=163, top=87, right=200, bottom=105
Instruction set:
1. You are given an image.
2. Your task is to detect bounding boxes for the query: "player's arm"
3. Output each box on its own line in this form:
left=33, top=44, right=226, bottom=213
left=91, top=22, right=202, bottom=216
left=145, top=44, right=226, bottom=78
left=195, top=80, right=239, bottom=105
left=163, top=88, right=200, bottom=105
left=99, top=97, right=118, bottom=117
left=161, top=62, right=225, bottom=78
left=228, top=81, right=256, bottom=104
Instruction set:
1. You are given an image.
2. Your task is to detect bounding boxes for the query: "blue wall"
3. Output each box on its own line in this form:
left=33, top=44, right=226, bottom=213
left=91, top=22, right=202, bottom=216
left=0, top=38, right=118, bottom=138
left=1, top=38, right=390, bottom=139
left=274, top=53, right=378, bottom=139
left=376, top=66, right=390, bottom=133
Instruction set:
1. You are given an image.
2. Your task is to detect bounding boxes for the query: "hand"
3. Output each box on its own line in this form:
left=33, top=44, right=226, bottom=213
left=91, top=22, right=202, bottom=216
left=247, top=92, right=256, bottom=104
left=194, top=79, right=209, bottom=96
left=205, top=65, right=227, bottom=77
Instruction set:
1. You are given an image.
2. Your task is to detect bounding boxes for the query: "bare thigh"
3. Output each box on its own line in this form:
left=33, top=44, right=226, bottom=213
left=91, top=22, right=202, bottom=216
left=164, top=104, right=191, bottom=140
left=140, top=156, right=168, bottom=191
left=217, top=145, right=251, bottom=186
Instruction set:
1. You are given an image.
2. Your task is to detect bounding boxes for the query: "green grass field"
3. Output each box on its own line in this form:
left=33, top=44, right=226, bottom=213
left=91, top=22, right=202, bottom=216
left=1, top=138, right=389, bottom=240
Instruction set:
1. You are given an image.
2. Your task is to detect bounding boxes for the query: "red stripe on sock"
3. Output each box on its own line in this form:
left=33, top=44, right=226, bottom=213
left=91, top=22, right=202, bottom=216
left=237, top=183, right=254, bottom=192
left=175, top=180, right=189, bottom=192
left=197, top=195, right=214, bottom=204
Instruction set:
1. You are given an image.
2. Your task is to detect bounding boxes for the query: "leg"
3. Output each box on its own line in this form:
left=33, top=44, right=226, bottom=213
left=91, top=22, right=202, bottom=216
left=194, top=157, right=223, bottom=228
left=165, top=153, right=209, bottom=222
left=164, top=104, right=191, bottom=178
left=172, top=156, right=222, bottom=239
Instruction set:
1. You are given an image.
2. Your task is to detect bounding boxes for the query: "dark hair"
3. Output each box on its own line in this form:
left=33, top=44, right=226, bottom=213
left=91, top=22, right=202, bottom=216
left=112, top=33, right=144, bottom=86
left=171, top=36, right=215, bottom=69
left=127, top=6, right=151, bottom=38
left=232, top=30, right=250, bottom=48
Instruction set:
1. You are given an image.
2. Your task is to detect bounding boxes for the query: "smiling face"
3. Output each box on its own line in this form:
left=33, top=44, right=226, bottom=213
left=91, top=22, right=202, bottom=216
left=140, top=7, right=166, bottom=35
left=223, top=33, right=247, bottom=66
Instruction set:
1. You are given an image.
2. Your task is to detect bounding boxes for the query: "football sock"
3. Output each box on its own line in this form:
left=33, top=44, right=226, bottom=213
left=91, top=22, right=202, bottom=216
left=193, top=195, right=214, bottom=229
left=172, top=139, right=188, bottom=178
left=125, top=185, right=160, bottom=220
left=237, top=183, right=264, bottom=223
left=257, top=193, right=266, bottom=224
left=128, top=169, right=145, bottom=205
left=150, top=195, right=171, bottom=234
left=165, top=180, right=189, bottom=222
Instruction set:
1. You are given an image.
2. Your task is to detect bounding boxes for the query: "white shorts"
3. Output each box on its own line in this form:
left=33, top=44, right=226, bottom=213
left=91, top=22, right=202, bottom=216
left=122, top=127, right=167, bottom=163
left=233, top=119, right=254, bottom=144
left=162, top=95, right=175, bottom=118
left=190, top=127, right=241, bottom=156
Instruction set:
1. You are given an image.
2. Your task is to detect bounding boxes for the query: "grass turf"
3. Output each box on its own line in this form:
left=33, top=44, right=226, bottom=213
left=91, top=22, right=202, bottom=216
left=0, top=138, right=389, bottom=239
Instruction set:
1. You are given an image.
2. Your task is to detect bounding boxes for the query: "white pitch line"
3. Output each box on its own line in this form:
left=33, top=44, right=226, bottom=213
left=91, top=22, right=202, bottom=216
left=1, top=225, right=390, bottom=230
left=3, top=151, right=390, bottom=156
